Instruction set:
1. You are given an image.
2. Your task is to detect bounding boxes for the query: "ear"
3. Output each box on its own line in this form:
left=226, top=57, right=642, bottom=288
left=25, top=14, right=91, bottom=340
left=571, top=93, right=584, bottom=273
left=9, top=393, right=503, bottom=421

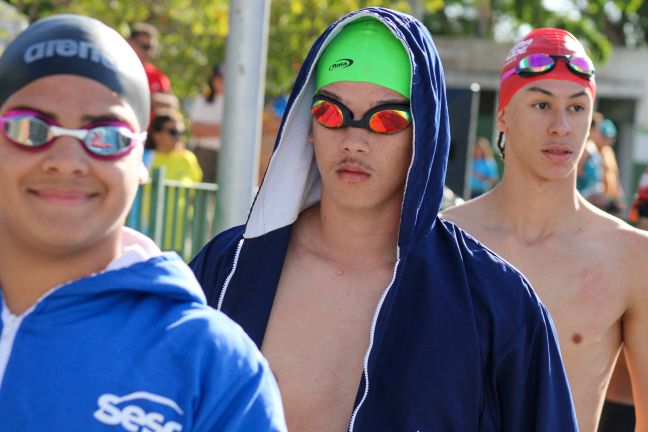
left=137, top=160, right=149, bottom=184
left=495, top=108, right=509, bottom=133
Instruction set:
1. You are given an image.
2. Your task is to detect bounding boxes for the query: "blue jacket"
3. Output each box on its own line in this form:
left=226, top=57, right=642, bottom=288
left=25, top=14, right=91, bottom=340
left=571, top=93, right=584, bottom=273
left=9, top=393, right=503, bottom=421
left=191, top=7, right=577, bottom=431
left=0, top=253, right=287, bottom=431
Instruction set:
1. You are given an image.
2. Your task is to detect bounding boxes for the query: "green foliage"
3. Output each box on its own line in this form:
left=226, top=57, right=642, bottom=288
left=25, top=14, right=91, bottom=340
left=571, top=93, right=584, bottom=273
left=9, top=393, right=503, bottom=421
left=2, top=0, right=229, bottom=100
left=2, top=0, right=647, bottom=99
left=266, top=0, right=414, bottom=98
left=0, top=2, right=27, bottom=54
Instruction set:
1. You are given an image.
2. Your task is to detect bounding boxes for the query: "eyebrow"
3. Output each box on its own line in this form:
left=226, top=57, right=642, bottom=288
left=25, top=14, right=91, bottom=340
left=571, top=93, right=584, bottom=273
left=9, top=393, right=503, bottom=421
left=525, top=86, right=589, bottom=99
left=318, top=88, right=409, bottom=105
left=9, top=105, right=128, bottom=125
left=82, top=114, right=127, bottom=124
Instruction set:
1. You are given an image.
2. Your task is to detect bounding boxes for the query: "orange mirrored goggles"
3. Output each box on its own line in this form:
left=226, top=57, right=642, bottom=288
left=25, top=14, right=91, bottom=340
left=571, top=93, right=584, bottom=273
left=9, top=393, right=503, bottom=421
left=311, top=94, right=411, bottom=134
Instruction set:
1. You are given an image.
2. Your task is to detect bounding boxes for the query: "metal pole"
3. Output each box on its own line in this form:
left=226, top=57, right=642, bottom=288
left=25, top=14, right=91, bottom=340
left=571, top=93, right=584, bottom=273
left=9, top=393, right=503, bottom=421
left=409, top=0, right=423, bottom=20
left=216, top=0, right=270, bottom=233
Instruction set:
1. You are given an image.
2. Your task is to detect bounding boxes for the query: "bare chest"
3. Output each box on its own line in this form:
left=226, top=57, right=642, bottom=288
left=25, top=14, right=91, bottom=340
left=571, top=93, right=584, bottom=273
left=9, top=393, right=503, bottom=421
left=478, top=233, right=625, bottom=344
left=261, top=253, right=393, bottom=432
left=475, top=231, right=627, bottom=427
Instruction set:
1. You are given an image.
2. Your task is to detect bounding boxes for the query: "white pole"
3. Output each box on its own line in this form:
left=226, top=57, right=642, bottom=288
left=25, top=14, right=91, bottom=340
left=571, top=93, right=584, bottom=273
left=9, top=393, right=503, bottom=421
left=216, top=0, right=270, bottom=233
left=409, top=0, right=423, bottom=20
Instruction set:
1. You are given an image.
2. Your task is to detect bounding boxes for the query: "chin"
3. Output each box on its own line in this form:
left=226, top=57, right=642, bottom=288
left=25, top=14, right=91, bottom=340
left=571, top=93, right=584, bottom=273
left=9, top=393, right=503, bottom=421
left=534, top=167, right=576, bottom=183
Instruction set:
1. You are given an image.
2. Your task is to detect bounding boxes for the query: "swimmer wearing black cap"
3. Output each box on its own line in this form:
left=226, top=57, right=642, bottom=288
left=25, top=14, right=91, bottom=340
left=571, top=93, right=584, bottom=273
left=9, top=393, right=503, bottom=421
left=0, top=14, right=287, bottom=431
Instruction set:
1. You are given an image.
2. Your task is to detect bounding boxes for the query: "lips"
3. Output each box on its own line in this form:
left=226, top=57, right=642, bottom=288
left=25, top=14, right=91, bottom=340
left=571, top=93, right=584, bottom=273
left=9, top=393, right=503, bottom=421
left=336, top=163, right=371, bottom=182
left=541, top=145, right=573, bottom=162
left=28, top=187, right=98, bottom=204
left=543, top=148, right=572, bottom=155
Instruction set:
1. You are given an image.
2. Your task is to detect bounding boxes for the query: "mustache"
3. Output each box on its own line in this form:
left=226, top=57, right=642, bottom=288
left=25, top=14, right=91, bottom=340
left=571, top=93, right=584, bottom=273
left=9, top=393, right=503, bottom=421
left=333, top=157, right=375, bottom=173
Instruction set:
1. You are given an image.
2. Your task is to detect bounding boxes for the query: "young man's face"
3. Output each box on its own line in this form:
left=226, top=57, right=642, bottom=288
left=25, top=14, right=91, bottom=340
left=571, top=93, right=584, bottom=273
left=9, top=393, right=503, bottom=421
left=310, top=81, right=413, bottom=212
left=0, top=75, right=146, bottom=256
left=497, top=79, right=593, bottom=180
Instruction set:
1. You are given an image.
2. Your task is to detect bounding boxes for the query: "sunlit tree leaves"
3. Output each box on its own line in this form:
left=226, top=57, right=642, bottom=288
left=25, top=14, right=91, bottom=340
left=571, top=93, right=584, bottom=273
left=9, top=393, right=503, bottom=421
left=2, top=0, right=646, bottom=99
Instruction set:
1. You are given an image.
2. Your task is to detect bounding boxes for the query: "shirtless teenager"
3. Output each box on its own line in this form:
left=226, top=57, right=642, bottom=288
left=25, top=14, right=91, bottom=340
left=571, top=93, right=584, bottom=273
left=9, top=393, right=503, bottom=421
left=443, top=28, right=648, bottom=432
left=191, top=8, right=578, bottom=431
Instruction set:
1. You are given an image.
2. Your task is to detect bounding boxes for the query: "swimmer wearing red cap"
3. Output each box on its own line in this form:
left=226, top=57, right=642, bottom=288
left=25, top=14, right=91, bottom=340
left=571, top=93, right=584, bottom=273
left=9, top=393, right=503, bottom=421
left=444, top=28, right=648, bottom=432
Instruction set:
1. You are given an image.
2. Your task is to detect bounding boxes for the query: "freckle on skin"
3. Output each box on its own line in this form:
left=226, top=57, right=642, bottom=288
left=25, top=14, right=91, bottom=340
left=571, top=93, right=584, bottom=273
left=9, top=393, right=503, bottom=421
left=572, top=333, right=583, bottom=344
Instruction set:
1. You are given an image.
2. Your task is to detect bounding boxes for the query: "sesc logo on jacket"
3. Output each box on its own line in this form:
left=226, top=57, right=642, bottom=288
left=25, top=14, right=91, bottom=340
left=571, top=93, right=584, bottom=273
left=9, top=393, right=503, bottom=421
left=93, top=391, right=184, bottom=432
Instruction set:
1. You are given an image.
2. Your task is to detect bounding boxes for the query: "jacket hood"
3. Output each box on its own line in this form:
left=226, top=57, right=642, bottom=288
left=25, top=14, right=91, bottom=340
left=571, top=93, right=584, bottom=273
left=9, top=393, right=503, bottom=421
left=245, top=7, right=450, bottom=254
left=26, top=254, right=206, bottom=314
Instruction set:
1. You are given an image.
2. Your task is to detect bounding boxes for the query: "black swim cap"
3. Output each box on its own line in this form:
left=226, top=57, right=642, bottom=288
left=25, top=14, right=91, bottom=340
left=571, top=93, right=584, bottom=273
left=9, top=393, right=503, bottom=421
left=0, top=14, right=150, bottom=130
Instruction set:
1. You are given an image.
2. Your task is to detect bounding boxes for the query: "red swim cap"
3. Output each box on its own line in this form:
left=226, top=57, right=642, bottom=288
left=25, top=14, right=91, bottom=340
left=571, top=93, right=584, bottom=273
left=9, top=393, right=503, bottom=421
left=498, top=28, right=596, bottom=113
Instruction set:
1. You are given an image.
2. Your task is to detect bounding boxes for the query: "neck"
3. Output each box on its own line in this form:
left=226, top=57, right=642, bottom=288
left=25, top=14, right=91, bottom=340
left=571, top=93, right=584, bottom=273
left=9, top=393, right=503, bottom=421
left=491, top=163, right=585, bottom=238
left=298, top=192, right=402, bottom=267
left=0, top=232, right=121, bottom=315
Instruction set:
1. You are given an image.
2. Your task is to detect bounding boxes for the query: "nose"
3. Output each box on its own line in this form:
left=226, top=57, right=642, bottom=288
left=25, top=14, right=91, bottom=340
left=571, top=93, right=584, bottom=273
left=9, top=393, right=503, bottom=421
left=41, top=137, right=90, bottom=175
left=340, top=126, right=370, bottom=153
left=549, top=109, right=571, bottom=137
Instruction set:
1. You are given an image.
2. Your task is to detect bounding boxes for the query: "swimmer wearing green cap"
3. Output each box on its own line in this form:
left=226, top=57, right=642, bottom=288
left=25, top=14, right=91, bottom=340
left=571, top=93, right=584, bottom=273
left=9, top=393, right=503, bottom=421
left=0, top=14, right=286, bottom=431
left=192, top=7, right=577, bottom=432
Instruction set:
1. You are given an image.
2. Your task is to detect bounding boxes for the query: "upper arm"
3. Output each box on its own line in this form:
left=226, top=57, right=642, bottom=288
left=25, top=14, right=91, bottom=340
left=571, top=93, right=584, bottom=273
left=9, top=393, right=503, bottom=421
left=200, top=359, right=287, bottom=432
left=623, top=242, right=648, bottom=428
left=187, top=314, right=287, bottom=432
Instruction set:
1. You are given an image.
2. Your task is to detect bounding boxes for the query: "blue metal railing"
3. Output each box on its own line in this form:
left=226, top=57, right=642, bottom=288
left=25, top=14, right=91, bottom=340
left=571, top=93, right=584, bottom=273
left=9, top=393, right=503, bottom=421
left=126, top=168, right=219, bottom=261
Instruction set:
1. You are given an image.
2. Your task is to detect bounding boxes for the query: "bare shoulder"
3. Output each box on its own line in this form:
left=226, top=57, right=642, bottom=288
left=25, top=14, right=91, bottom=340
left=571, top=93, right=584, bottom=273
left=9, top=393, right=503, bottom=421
left=611, top=222, right=648, bottom=278
left=583, top=206, right=648, bottom=280
left=584, top=206, right=648, bottom=252
left=440, top=195, right=497, bottom=234
left=442, top=195, right=485, bottom=222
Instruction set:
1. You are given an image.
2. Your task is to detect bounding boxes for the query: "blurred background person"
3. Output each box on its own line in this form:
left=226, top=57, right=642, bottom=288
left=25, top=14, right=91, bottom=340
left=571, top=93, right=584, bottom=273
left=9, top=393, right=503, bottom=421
left=595, top=118, right=626, bottom=216
left=259, top=95, right=287, bottom=183
left=151, top=91, right=180, bottom=116
left=144, top=109, right=202, bottom=251
left=630, top=166, right=648, bottom=230
left=579, top=113, right=626, bottom=217
left=128, top=22, right=171, bottom=95
left=577, top=122, right=604, bottom=203
left=469, top=137, right=499, bottom=198
left=189, top=64, right=224, bottom=183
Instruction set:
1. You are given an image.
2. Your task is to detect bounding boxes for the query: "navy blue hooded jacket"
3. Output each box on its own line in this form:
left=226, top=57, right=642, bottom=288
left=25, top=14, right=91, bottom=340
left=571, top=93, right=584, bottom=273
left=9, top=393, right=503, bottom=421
left=191, top=7, right=577, bottom=431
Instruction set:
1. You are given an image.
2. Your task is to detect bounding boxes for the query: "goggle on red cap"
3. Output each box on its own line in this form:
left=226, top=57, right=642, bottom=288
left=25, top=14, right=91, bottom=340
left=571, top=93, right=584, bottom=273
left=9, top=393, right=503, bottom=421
left=498, top=28, right=597, bottom=113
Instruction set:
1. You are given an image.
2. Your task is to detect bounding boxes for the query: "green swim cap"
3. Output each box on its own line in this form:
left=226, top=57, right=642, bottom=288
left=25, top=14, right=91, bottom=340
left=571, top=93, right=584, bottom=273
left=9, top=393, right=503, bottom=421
left=315, top=17, right=411, bottom=99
